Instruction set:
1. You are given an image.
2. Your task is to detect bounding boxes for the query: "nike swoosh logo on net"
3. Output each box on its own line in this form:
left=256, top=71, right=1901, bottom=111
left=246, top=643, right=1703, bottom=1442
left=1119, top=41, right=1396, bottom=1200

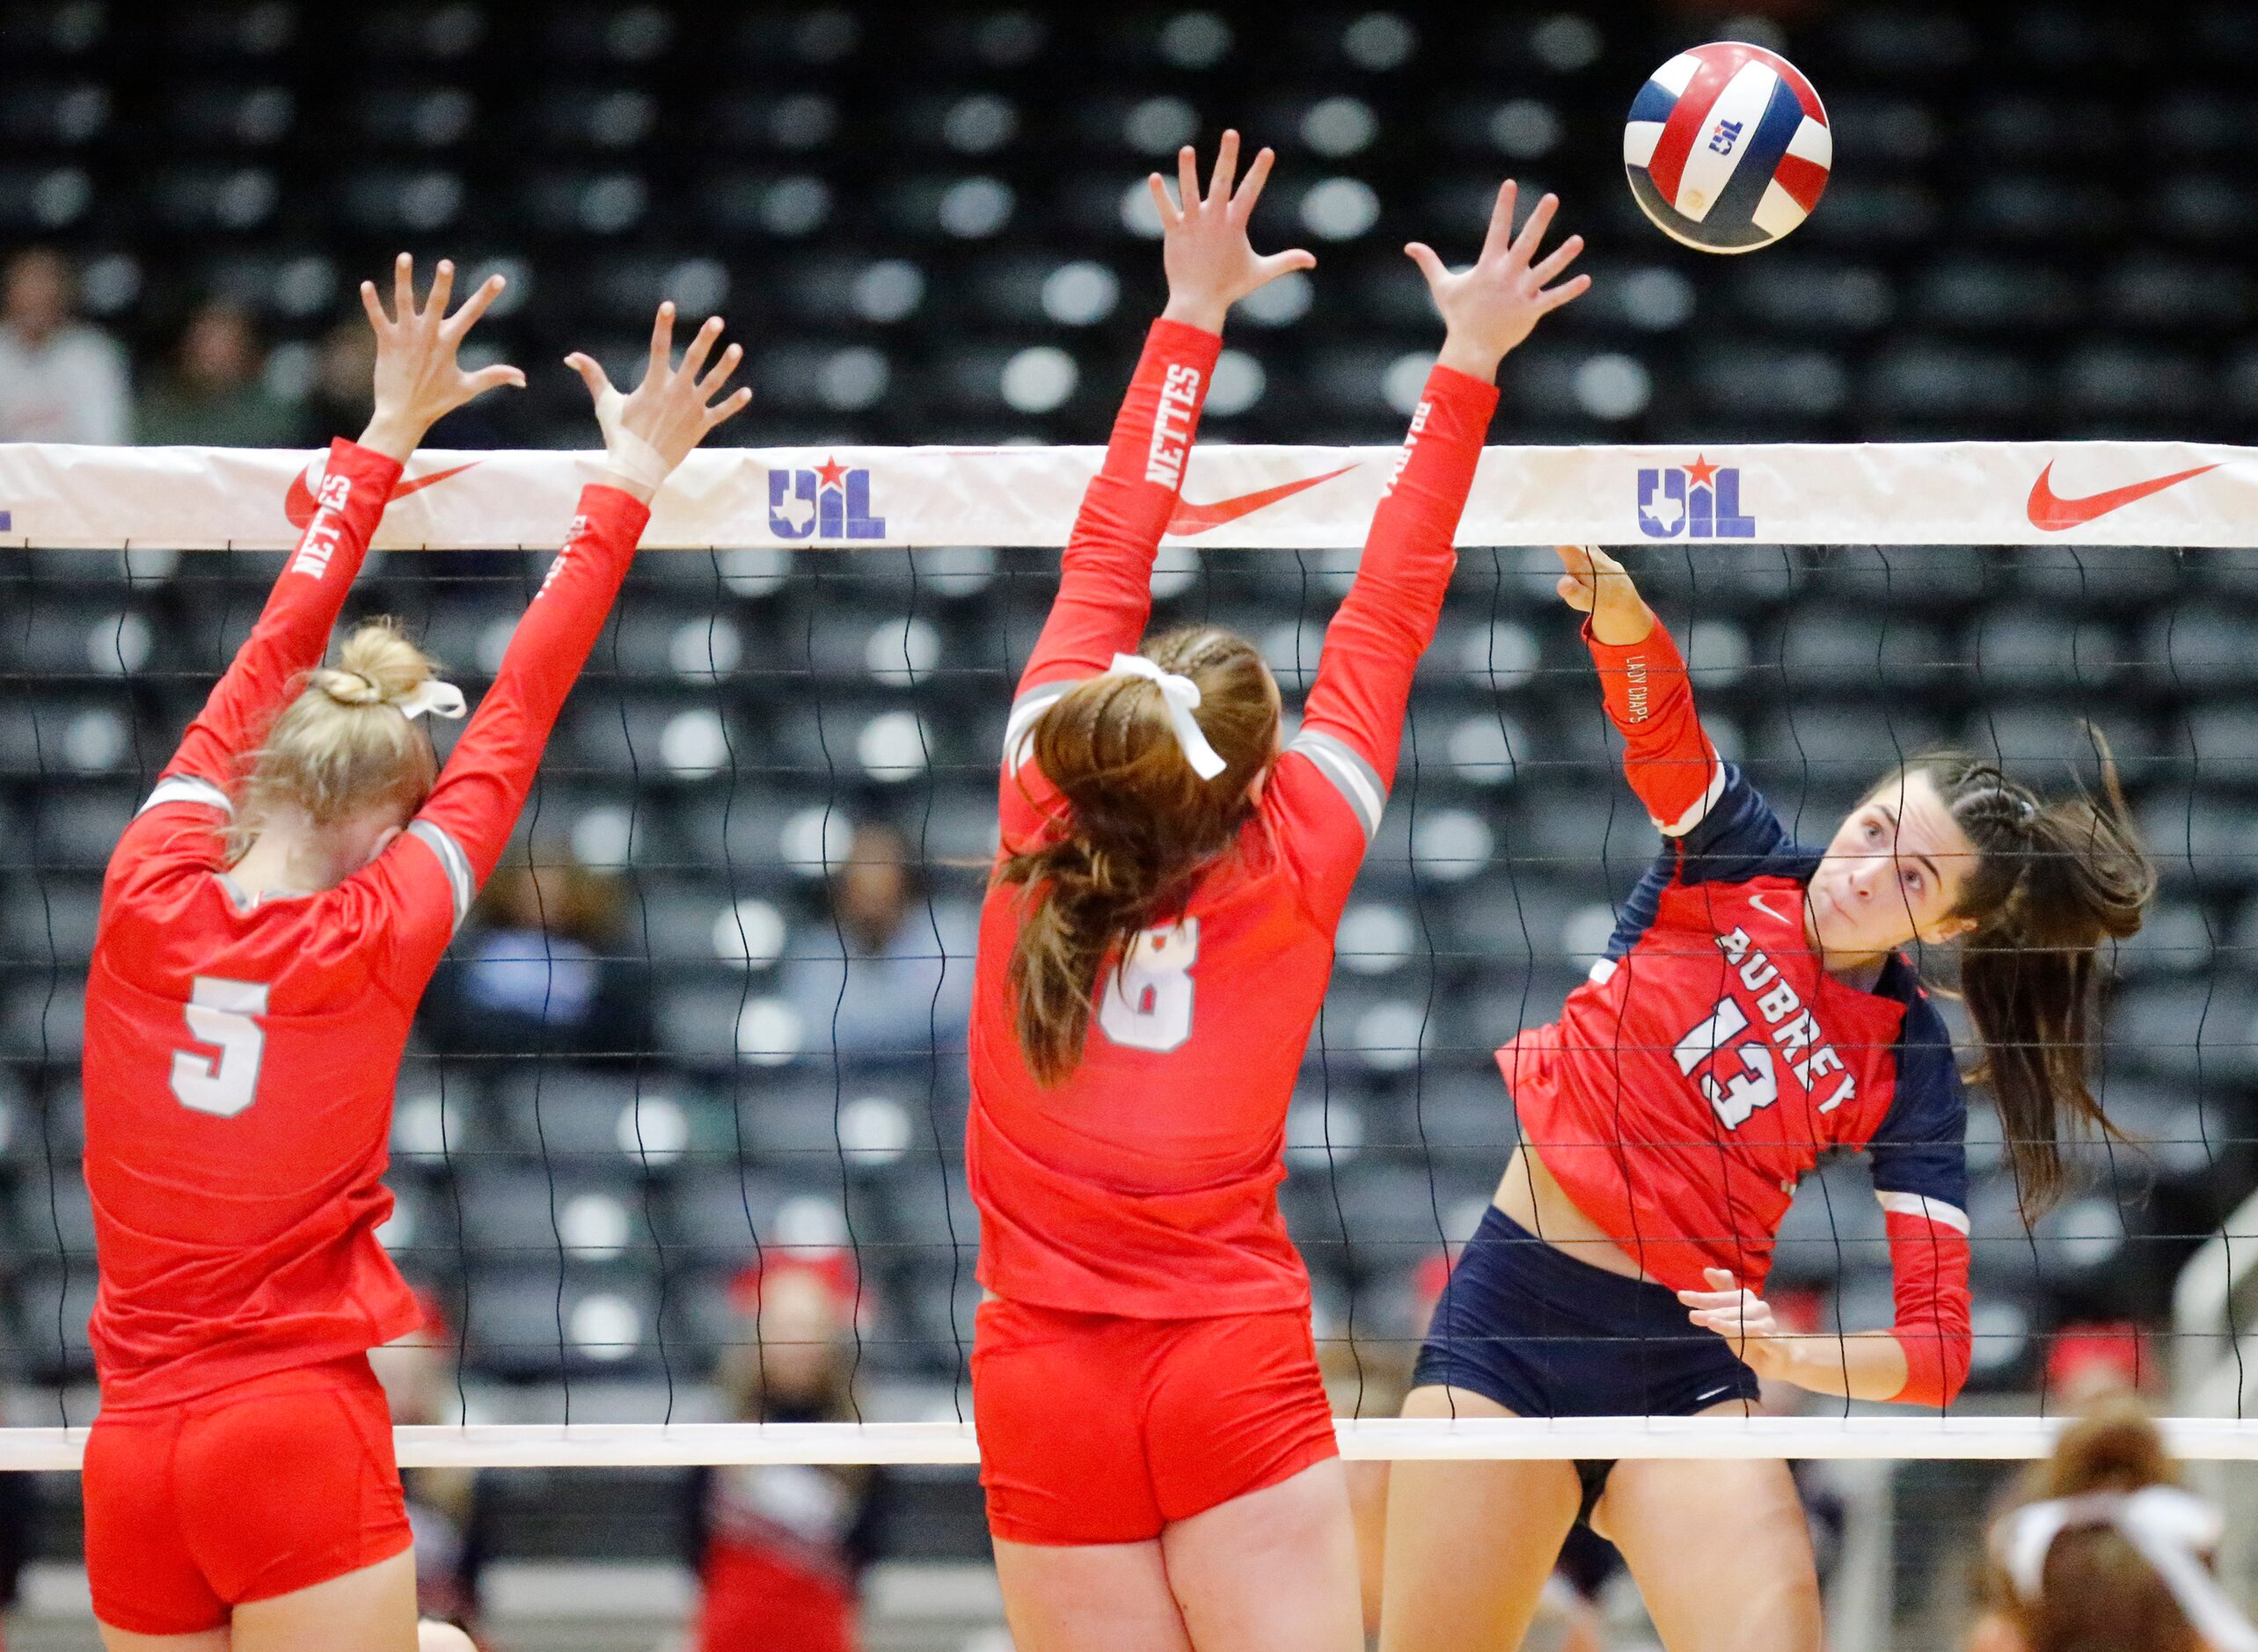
left=2025, top=461, right=2219, bottom=532
left=1166, top=464, right=1358, bottom=536
left=283, top=461, right=480, bottom=530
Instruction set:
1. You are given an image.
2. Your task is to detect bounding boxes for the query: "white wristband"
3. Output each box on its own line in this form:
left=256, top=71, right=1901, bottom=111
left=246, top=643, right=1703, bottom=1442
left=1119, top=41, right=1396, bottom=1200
left=594, top=385, right=673, bottom=493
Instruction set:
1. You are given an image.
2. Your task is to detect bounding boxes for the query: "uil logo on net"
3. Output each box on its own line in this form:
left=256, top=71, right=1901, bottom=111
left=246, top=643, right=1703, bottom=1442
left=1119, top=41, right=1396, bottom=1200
left=768, top=456, right=887, bottom=541
left=1636, top=454, right=1755, bottom=539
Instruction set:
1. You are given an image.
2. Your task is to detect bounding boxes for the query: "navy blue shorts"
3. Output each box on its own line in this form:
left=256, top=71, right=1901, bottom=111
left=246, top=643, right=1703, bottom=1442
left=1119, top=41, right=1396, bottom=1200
left=1412, top=1206, right=1759, bottom=1522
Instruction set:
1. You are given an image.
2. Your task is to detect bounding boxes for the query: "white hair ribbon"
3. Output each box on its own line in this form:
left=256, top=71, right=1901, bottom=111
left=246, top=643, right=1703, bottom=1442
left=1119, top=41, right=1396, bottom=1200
left=592, top=384, right=672, bottom=493
left=391, top=679, right=468, bottom=722
left=1106, top=653, right=1228, bottom=781
left=1992, top=1485, right=2258, bottom=1652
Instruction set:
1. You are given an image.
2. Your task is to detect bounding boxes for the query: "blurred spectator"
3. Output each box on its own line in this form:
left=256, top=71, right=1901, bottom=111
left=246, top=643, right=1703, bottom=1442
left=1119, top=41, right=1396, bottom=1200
left=298, top=317, right=379, bottom=446
left=425, top=852, right=654, bottom=1061
left=369, top=1293, right=492, bottom=1640
left=2044, top=1322, right=2151, bottom=1409
left=135, top=298, right=299, bottom=448
left=0, top=247, right=130, bottom=444
left=298, top=313, right=509, bottom=450
left=684, top=1253, right=888, bottom=1652
left=784, top=822, right=974, bottom=1064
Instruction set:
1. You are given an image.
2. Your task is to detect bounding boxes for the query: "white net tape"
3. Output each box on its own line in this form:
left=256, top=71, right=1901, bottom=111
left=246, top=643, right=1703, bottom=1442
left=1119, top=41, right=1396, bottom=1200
left=0, top=441, right=2252, bottom=548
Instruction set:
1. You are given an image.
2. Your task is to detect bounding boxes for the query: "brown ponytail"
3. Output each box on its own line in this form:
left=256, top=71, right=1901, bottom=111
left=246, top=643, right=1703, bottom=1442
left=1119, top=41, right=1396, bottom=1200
left=1987, top=1396, right=2203, bottom=1652
left=1882, top=737, right=2155, bottom=1213
left=997, top=627, right=1279, bottom=1085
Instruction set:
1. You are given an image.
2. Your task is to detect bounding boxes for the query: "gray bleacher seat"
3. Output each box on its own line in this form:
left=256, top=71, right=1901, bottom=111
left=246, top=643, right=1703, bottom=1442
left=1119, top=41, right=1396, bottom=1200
left=458, top=1262, right=664, bottom=1378
left=10, top=1266, right=96, bottom=1383
left=7, top=1163, right=95, bottom=1271
left=2107, top=981, right=2256, bottom=1080
left=454, top=1164, right=661, bottom=1267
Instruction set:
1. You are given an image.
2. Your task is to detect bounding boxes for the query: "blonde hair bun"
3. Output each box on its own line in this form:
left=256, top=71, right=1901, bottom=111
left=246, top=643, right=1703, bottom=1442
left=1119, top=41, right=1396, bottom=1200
left=314, top=620, right=437, bottom=710
left=231, top=618, right=445, bottom=851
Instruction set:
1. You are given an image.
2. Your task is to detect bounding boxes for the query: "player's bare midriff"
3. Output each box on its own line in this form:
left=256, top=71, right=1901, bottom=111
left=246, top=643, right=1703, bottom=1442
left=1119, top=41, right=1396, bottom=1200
left=1490, top=1142, right=1650, bottom=1283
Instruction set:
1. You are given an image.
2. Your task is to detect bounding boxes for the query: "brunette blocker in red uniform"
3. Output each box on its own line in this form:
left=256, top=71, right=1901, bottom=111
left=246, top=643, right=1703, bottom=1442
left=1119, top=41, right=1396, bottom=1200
left=965, top=135, right=1589, bottom=1652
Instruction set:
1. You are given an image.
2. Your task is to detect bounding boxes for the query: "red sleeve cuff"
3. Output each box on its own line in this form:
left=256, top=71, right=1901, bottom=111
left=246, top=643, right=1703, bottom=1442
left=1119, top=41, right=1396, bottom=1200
left=328, top=438, right=406, bottom=488
left=1582, top=613, right=1687, bottom=681
left=1422, top=362, right=1503, bottom=420
left=1145, top=316, right=1226, bottom=369
left=1890, top=1326, right=1967, bottom=1408
left=576, top=482, right=654, bottom=539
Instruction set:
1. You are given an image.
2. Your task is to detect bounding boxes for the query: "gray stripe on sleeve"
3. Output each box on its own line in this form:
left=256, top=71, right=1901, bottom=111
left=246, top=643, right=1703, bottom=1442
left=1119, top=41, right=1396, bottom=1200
left=406, top=820, right=476, bottom=932
left=138, top=775, right=233, bottom=817
left=1287, top=729, right=1387, bottom=843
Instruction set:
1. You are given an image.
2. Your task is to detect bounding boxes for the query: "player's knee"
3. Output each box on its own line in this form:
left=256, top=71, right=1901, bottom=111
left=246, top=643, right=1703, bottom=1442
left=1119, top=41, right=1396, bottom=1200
left=418, top=1620, right=477, bottom=1652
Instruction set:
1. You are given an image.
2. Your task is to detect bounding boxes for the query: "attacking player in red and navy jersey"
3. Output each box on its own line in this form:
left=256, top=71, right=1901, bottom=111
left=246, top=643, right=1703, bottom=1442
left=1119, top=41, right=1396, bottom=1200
left=966, top=140, right=1589, bottom=1652
left=78, top=259, right=749, bottom=1652
left=1378, top=545, right=2154, bottom=1652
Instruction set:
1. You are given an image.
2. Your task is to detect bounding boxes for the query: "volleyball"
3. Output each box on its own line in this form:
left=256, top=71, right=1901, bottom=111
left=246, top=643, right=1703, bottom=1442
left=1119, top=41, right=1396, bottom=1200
left=1623, top=40, right=1832, bottom=253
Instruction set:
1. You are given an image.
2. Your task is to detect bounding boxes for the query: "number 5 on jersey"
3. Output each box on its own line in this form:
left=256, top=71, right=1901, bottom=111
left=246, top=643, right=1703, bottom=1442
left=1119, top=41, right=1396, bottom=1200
left=170, top=976, right=269, bottom=1118
left=1098, top=920, right=1199, bottom=1054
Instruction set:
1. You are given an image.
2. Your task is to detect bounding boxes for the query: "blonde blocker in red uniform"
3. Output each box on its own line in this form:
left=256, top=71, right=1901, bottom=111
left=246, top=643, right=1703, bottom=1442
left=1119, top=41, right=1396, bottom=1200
left=997, top=625, right=1277, bottom=1085
left=228, top=618, right=444, bottom=859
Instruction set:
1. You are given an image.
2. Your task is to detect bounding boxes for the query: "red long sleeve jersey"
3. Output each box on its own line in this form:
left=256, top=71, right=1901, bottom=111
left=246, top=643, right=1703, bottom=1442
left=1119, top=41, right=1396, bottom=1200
left=82, top=441, right=649, bottom=1408
left=1499, top=618, right=1974, bottom=1406
left=968, top=320, right=1499, bottom=1319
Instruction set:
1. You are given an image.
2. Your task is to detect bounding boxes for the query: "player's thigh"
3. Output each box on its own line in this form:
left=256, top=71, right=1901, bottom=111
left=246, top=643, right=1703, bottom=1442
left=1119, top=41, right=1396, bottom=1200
left=1159, top=1458, right=1363, bottom=1652
left=1597, top=1456, right=1822, bottom=1652
left=1376, top=1384, right=1582, bottom=1652
left=99, top=1627, right=230, bottom=1652
left=992, top=1536, right=1195, bottom=1652
left=1345, top=1458, right=1390, bottom=1637
left=227, top=1547, right=418, bottom=1652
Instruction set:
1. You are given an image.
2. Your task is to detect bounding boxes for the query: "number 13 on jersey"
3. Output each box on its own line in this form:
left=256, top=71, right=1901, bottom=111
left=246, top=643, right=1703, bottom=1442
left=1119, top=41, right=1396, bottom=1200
left=1097, top=919, right=1200, bottom=1054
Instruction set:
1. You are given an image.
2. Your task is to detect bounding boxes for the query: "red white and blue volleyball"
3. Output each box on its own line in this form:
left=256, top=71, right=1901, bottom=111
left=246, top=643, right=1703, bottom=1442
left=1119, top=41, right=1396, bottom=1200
left=1623, top=42, right=1832, bottom=254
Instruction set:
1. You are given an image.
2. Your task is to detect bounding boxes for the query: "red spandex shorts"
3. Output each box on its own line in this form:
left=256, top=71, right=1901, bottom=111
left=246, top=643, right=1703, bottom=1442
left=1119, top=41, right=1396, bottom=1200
left=83, top=1354, right=413, bottom=1635
left=972, top=1298, right=1339, bottom=1546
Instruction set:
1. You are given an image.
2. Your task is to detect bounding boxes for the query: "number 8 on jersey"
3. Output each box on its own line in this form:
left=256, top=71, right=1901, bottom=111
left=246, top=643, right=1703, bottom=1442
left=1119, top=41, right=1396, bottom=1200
left=1098, top=920, right=1199, bottom=1054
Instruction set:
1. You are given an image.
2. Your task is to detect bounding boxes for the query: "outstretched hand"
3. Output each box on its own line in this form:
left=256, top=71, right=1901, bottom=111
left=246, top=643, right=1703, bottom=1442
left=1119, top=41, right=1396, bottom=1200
left=566, top=302, right=753, bottom=504
left=1151, top=129, right=1316, bottom=335
left=358, top=253, right=526, bottom=462
left=1680, top=1268, right=1795, bottom=1382
left=1553, top=544, right=1655, bottom=645
left=1407, top=180, right=1589, bottom=382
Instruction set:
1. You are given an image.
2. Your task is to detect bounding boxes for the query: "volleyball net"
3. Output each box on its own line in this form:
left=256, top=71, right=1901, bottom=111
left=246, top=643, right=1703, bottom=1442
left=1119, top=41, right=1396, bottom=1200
left=2, top=437, right=2255, bottom=1473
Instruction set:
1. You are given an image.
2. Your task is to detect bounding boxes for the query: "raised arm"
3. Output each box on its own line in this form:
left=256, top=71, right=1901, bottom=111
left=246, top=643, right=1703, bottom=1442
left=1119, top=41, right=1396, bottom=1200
left=1279, top=182, right=1587, bottom=906
left=375, top=302, right=749, bottom=961
left=154, top=256, right=522, bottom=803
left=1005, top=132, right=1314, bottom=752
left=1560, top=544, right=1727, bottom=837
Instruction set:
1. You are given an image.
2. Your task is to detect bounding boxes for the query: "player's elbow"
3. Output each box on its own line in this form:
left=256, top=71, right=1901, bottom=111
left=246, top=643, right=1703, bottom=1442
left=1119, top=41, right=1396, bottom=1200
left=1890, top=1322, right=1971, bottom=1409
